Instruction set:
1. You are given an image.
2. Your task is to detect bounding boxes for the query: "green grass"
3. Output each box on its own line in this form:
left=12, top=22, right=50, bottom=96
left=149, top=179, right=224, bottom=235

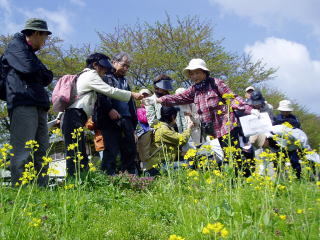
left=0, top=168, right=319, bottom=240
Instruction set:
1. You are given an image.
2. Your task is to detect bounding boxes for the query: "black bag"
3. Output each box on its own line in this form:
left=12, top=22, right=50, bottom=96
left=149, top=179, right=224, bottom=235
left=0, top=55, right=9, bottom=101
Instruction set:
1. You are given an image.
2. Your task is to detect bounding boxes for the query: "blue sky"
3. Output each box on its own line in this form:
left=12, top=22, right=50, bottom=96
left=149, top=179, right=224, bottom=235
left=0, top=0, right=319, bottom=114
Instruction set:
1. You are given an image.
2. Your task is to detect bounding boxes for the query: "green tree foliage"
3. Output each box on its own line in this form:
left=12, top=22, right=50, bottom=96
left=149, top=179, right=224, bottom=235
left=98, top=15, right=275, bottom=91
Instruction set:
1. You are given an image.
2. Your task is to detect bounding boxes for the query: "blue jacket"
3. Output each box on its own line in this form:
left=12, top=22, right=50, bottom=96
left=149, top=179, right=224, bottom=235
left=93, top=74, right=137, bottom=129
left=274, top=113, right=301, bottom=129
left=2, top=33, right=53, bottom=114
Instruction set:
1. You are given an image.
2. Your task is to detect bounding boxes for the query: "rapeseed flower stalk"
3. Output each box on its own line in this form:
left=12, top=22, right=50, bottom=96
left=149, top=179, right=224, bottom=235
left=88, top=162, right=96, bottom=172
left=25, top=140, right=39, bottom=151
left=19, top=162, right=37, bottom=186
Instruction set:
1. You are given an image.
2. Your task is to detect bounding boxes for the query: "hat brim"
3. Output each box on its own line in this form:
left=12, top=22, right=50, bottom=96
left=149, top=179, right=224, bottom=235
left=21, top=27, right=52, bottom=35
left=277, top=107, right=293, bottom=111
left=155, top=80, right=173, bottom=91
left=183, top=66, right=210, bottom=77
left=245, top=87, right=255, bottom=92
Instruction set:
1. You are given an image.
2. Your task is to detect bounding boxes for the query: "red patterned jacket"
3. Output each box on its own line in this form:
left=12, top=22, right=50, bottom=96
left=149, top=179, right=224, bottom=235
left=160, top=77, right=252, bottom=138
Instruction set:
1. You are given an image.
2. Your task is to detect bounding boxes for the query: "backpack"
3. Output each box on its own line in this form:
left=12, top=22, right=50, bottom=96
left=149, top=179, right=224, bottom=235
left=52, top=70, right=87, bottom=113
left=136, top=129, right=161, bottom=163
left=0, top=55, right=9, bottom=101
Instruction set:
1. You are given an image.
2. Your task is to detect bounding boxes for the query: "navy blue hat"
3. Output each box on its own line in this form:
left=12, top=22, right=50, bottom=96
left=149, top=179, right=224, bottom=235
left=248, top=91, right=265, bottom=105
left=98, top=58, right=113, bottom=70
left=155, top=79, right=173, bottom=91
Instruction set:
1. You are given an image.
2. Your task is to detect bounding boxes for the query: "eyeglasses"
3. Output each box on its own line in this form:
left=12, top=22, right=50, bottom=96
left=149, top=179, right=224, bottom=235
left=118, top=61, right=130, bottom=68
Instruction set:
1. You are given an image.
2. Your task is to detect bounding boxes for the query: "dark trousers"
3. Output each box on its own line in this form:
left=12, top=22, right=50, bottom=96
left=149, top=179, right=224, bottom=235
left=10, top=106, right=49, bottom=187
left=218, top=128, right=254, bottom=177
left=288, top=150, right=301, bottom=179
left=101, top=118, right=137, bottom=175
left=61, top=108, right=88, bottom=176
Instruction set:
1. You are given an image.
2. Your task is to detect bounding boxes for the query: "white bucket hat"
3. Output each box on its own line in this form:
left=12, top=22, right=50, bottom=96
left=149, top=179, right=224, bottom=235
left=245, top=86, right=255, bottom=92
left=139, top=88, right=152, bottom=96
left=277, top=100, right=293, bottom=111
left=183, top=58, right=210, bottom=77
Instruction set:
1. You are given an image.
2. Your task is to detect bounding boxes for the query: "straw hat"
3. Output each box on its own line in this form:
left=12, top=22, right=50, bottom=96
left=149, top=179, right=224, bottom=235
left=277, top=100, right=293, bottom=111
left=183, top=58, right=210, bottom=77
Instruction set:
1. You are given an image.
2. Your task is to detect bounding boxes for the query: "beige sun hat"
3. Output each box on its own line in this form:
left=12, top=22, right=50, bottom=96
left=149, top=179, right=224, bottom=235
left=249, top=134, right=267, bottom=148
left=183, top=58, right=210, bottom=77
left=277, top=100, right=293, bottom=111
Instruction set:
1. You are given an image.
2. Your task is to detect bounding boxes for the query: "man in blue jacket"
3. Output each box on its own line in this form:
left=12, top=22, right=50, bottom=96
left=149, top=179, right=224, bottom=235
left=2, top=18, right=53, bottom=186
left=93, top=52, right=138, bottom=175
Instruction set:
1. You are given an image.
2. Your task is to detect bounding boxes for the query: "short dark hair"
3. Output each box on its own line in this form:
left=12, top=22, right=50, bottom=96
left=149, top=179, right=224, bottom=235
left=160, top=106, right=179, bottom=124
left=86, top=52, right=110, bottom=69
left=22, top=30, right=48, bottom=37
left=154, top=74, right=172, bottom=84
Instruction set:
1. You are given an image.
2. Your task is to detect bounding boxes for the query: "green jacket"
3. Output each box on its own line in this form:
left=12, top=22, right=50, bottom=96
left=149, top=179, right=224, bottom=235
left=155, top=122, right=191, bottom=160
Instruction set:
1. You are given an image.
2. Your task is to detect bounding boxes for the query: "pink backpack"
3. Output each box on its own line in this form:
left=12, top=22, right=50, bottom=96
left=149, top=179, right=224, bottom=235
left=137, top=107, right=148, bottom=124
left=52, top=71, right=87, bottom=113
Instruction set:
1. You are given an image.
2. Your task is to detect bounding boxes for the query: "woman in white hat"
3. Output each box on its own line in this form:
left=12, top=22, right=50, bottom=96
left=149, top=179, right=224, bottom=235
left=274, top=100, right=301, bottom=129
left=156, top=58, right=258, bottom=175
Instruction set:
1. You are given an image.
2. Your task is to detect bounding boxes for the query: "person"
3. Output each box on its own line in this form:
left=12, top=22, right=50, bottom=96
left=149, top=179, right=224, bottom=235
left=137, top=89, right=152, bottom=133
left=142, top=106, right=194, bottom=174
left=274, top=100, right=301, bottom=129
left=93, top=52, right=139, bottom=175
left=152, top=59, right=258, bottom=176
left=175, top=87, right=201, bottom=144
left=2, top=18, right=53, bottom=186
left=145, top=74, right=173, bottom=127
left=245, top=86, right=255, bottom=102
left=247, top=91, right=274, bottom=122
left=250, top=125, right=311, bottom=179
left=62, top=52, right=143, bottom=176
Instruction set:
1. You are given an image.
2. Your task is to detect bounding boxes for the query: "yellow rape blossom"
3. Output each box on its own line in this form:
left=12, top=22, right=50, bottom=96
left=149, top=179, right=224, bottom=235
left=184, top=148, right=197, bottom=160
left=279, top=215, right=286, bottom=220
left=29, top=218, right=42, bottom=227
left=168, top=234, right=185, bottom=240
left=187, top=170, right=199, bottom=177
left=220, top=228, right=229, bottom=238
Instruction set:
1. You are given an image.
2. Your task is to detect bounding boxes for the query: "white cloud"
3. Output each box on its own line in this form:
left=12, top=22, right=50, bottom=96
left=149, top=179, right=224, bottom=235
left=0, top=0, right=21, bottom=33
left=70, top=0, right=86, bottom=7
left=245, top=37, right=320, bottom=114
left=0, top=1, right=73, bottom=39
left=19, top=8, right=73, bottom=38
left=209, top=0, right=320, bottom=36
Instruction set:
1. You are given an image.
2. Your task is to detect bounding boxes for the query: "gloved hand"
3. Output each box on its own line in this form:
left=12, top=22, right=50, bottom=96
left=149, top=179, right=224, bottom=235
left=251, top=109, right=260, bottom=117
left=143, top=97, right=156, bottom=106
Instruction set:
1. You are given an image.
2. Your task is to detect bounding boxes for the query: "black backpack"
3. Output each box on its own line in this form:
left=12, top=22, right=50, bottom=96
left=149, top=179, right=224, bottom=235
left=0, top=55, right=9, bottom=101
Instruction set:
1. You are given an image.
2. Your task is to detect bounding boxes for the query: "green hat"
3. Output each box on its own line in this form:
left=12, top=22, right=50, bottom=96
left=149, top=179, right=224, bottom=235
left=21, top=18, right=52, bottom=35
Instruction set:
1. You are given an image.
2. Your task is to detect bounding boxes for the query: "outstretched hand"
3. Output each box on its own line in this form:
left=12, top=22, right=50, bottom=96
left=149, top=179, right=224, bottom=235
left=131, top=92, right=144, bottom=100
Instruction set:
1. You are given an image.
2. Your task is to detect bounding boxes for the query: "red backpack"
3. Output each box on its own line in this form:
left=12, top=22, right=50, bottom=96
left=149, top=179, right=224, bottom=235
left=52, top=71, right=87, bottom=113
